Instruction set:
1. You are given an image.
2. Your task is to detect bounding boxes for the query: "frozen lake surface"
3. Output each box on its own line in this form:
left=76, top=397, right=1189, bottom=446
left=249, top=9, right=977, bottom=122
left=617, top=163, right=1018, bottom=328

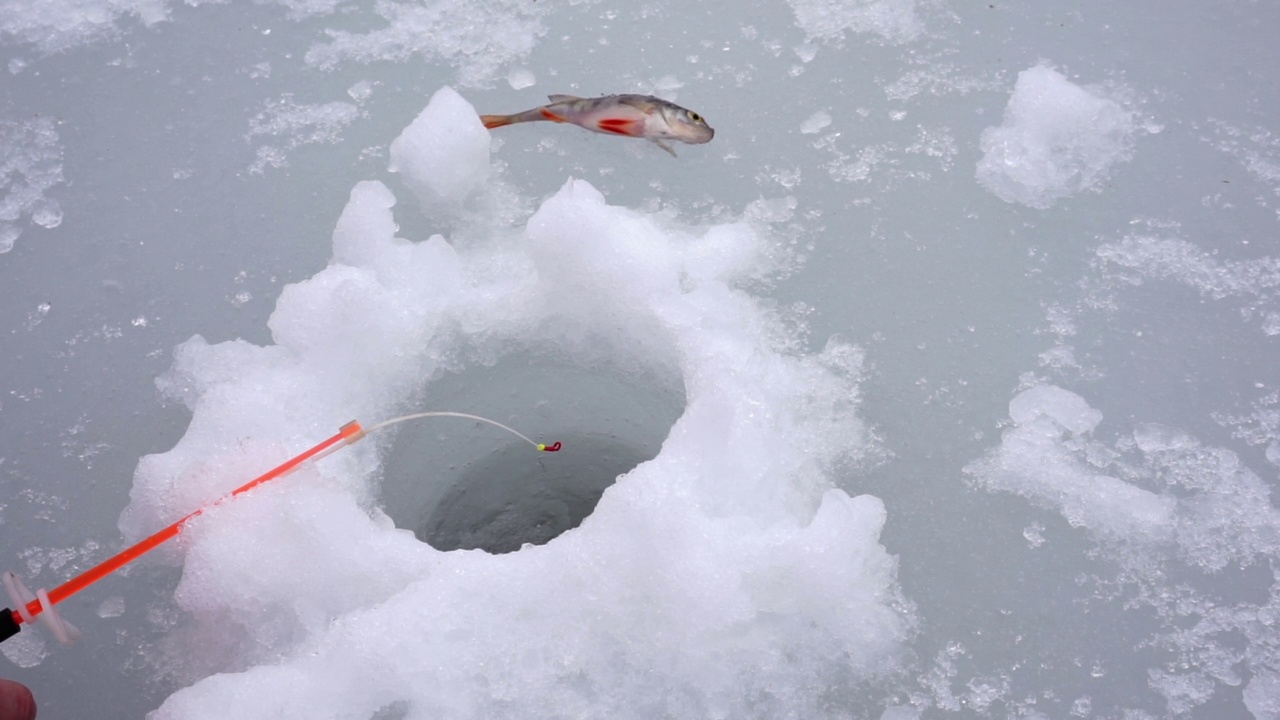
left=2, top=1, right=1279, bottom=718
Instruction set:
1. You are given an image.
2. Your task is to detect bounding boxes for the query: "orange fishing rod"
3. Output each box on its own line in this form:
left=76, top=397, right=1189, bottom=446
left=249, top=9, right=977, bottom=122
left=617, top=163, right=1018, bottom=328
left=1, top=413, right=560, bottom=646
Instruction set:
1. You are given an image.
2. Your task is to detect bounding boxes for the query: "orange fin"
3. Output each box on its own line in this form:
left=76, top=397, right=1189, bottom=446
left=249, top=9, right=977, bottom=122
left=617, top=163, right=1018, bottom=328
left=596, top=117, right=642, bottom=136
left=480, top=114, right=512, bottom=129
left=539, top=107, right=567, bottom=123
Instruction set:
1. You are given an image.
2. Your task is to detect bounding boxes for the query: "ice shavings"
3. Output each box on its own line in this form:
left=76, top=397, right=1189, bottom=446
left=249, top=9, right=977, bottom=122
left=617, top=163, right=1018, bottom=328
left=304, top=0, right=550, bottom=87
left=785, top=0, right=922, bottom=44
left=246, top=94, right=363, bottom=174
left=1095, top=234, right=1280, bottom=335
left=967, top=384, right=1280, bottom=716
left=127, top=88, right=912, bottom=719
left=976, top=64, right=1136, bottom=209
left=0, top=116, right=65, bottom=254
left=0, top=0, right=167, bottom=52
left=1206, top=119, right=1280, bottom=215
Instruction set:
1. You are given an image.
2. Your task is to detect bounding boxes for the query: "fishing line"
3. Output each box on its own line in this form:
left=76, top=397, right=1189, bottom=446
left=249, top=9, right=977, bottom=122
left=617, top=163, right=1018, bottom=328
left=0, top=411, right=561, bottom=646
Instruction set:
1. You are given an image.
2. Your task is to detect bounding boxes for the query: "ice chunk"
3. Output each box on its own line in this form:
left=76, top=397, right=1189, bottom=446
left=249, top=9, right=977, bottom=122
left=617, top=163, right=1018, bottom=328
left=968, top=384, right=1176, bottom=542
left=976, top=64, right=1135, bottom=209
left=801, top=110, right=832, bottom=134
left=1007, top=383, right=1102, bottom=435
left=96, top=596, right=125, bottom=618
left=505, top=66, right=536, bottom=89
left=388, top=87, right=491, bottom=207
left=1245, top=669, right=1280, bottom=720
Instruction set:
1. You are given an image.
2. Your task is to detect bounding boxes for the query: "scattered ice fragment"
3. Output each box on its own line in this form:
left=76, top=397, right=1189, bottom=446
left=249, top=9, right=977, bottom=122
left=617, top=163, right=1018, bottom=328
left=506, top=66, right=536, bottom=90
left=1023, top=522, right=1045, bottom=548
left=0, top=628, right=47, bottom=668
left=801, top=110, right=832, bottom=134
left=30, top=197, right=62, bottom=228
left=1, top=116, right=66, bottom=253
left=969, top=384, right=1176, bottom=541
left=97, top=596, right=126, bottom=618
left=304, top=0, right=551, bottom=88
left=1095, top=235, right=1280, bottom=336
left=273, top=0, right=345, bottom=18
left=785, top=0, right=922, bottom=43
left=347, top=80, right=373, bottom=103
left=794, top=43, right=817, bottom=62
left=0, top=0, right=168, bottom=53
left=246, top=94, right=362, bottom=173
left=0, top=223, right=19, bottom=254
left=1244, top=669, right=1280, bottom=720
left=976, top=64, right=1136, bottom=209
left=1008, top=384, right=1102, bottom=435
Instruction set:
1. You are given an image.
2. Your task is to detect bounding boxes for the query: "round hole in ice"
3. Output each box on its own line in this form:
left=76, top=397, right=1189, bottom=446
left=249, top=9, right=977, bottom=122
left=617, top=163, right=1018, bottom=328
left=378, top=351, right=685, bottom=553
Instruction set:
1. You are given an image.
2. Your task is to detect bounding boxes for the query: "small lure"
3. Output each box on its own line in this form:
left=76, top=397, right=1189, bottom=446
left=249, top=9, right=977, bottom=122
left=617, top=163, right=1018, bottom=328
left=480, top=94, right=715, bottom=157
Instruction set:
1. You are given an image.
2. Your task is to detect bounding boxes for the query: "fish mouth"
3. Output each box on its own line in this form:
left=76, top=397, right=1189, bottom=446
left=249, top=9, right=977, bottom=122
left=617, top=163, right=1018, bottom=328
left=677, top=124, right=715, bottom=145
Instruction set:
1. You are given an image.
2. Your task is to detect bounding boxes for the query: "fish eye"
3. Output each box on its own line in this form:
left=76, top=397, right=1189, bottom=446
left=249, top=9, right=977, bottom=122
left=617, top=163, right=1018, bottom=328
left=688, top=111, right=702, bottom=123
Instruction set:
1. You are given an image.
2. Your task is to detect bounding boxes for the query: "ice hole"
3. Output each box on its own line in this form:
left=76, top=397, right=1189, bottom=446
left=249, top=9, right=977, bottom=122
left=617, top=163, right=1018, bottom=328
left=379, top=352, right=686, bottom=554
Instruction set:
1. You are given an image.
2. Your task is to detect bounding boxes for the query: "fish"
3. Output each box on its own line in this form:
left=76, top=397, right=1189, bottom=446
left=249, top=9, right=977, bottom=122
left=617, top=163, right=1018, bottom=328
left=480, top=94, right=715, bottom=157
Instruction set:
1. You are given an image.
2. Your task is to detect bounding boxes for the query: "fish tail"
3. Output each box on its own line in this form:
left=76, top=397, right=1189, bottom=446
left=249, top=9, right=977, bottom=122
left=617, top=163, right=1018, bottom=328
left=480, top=114, right=514, bottom=129
left=480, top=107, right=559, bottom=130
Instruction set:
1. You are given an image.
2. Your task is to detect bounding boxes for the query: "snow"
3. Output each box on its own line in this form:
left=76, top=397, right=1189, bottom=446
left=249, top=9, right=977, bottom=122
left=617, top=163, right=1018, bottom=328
left=125, top=91, right=909, bottom=719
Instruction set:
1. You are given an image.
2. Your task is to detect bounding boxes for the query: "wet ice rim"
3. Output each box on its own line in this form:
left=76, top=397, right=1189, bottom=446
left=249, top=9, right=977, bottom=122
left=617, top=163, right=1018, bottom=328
left=122, top=88, right=912, bottom=719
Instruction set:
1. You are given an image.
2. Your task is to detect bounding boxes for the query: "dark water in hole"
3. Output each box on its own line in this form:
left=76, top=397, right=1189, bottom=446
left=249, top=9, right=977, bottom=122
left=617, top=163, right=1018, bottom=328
left=418, top=432, right=651, bottom=553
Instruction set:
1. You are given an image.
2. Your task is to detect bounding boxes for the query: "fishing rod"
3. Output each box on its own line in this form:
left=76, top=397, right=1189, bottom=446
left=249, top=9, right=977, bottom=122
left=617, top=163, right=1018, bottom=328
left=1, top=412, right=560, bottom=646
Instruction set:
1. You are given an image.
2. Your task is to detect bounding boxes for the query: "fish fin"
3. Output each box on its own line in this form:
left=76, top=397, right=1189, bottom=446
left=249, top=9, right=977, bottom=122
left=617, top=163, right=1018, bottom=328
left=480, top=114, right=514, bottom=129
left=596, top=117, right=643, bottom=137
left=539, top=107, right=568, bottom=123
left=547, top=94, right=583, bottom=104
left=651, top=138, right=678, bottom=157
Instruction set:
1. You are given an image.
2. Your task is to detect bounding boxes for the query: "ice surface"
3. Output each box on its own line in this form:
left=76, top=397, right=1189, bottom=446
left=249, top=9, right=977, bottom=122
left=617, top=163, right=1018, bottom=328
left=976, top=64, right=1137, bottom=209
left=4, top=0, right=1280, bottom=718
